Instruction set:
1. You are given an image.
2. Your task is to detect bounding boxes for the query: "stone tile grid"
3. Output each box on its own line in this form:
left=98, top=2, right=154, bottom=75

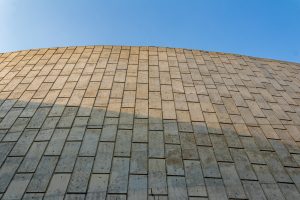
left=0, top=45, right=299, bottom=199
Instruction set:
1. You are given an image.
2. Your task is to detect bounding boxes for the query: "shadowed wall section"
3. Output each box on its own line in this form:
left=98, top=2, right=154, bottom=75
left=0, top=46, right=300, bottom=199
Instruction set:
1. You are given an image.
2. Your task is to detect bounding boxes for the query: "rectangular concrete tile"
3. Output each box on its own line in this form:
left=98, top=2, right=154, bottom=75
left=27, top=156, right=58, bottom=192
left=115, top=127, right=132, bottom=152
left=148, top=159, right=167, bottom=195
left=119, top=107, right=134, bottom=129
left=88, top=107, right=106, bottom=128
left=270, top=139, right=298, bottom=167
left=10, top=129, right=38, bottom=156
left=18, top=141, right=48, bottom=172
left=0, top=142, right=14, bottom=166
left=261, top=183, right=285, bottom=200
left=192, top=122, right=211, bottom=146
left=130, top=143, right=148, bottom=174
left=209, top=134, right=232, bottom=162
left=286, top=167, right=300, bottom=191
left=263, top=151, right=292, bottom=183
left=108, top=157, right=130, bottom=193
left=278, top=183, right=300, bottom=200
left=149, top=131, right=165, bottom=158
left=0, top=108, right=22, bottom=129
left=2, top=173, right=32, bottom=200
left=240, top=137, right=266, bottom=164
left=230, top=148, right=257, bottom=180
left=188, top=102, right=204, bottom=121
left=68, top=157, right=94, bottom=193
left=44, top=174, right=71, bottom=200
left=56, top=141, right=81, bottom=172
left=0, top=157, right=23, bottom=193
left=198, top=146, right=221, bottom=178
left=165, top=144, right=184, bottom=175
left=162, top=100, right=176, bottom=119
left=205, top=178, right=228, bottom=200
left=133, top=119, right=148, bottom=142
left=93, top=142, right=114, bottom=173
left=198, top=95, right=214, bottom=113
left=184, top=160, right=207, bottom=197
left=79, top=128, right=100, bottom=156
left=57, top=107, right=77, bottom=128
left=220, top=123, right=242, bottom=148
left=86, top=174, right=109, bottom=200
left=67, top=126, right=85, bottom=141
left=167, top=176, right=188, bottom=200
left=242, top=180, right=267, bottom=200
left=248, top=126, right=273, bottom=151
left=100, top=124, right=118, bottom=142
left=27, top=107, right=50, bottom=128
left=45, top=129, right=69, bottom=155
left=219, top=162, right=246, bottom=199
left=128, top=175, right=148, bottom=200
left=135, top=99, right=148, bottom=118
left=179, top=132, right=198, bottom=159
left=163, top=119, right=180, bottom=144
left=149, top=109, right=163, bottom=131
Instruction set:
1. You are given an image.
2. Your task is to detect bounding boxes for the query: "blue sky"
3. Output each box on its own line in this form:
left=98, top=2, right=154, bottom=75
left=0, top=0, right=299, bottom=63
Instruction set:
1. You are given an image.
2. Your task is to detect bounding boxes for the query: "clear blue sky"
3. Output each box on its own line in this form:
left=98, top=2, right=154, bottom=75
left=1, top=0, right=299, bottom=63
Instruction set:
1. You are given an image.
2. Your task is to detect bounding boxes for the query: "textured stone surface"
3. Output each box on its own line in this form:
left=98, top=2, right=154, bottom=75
left=0, top=45, right=300, bottom=199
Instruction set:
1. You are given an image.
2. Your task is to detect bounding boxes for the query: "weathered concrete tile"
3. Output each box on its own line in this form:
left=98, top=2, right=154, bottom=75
left=210, top=134, right=232, bottom=162
left=67, top=126, right=85, bottom=141
left=261, top=183, right=285, bottom=200
left=114, top=130, right=132, bottom=157
left=263, top=151, right=292, bottom=183
left=163, top=119, right=180, bottom=144
left=93, top=142, right=114, bottom=173
left=149, top=131, right=165, bottom=158
left=128, top=175, right=148, bottom=200
left=79, top=128, right=100, bottom=156
left=148, top=159, right=167, bottom=195
left=100, top=124, right=118, bottom=142
left=27, top=156, right=58, bottom=192
left=86, top=174, right=109, bottom=200
left=2, top=174, right=32, bottom=200
left=179, top=132, right=198, bottom=159
left=205, top=178, right=228, bottom=200
left=44, top=174, right=70, bottom=200
left=57, top=107, right=77, bottom=128
left=242, top=180, right=267, bottom=200
left=219, top=162, right=246, bottom=199
left=230, top=148, right=257, bottom=180
left=0, top=157, right=23, bottom=193
left=165, top=144, right=184, bottom=175
left=68, top=157, right=94, bottom=193
left=108, top=157, right=130, bottom=193
left=198, top=146, right=221, bottom=178
left=193, top=122, right=211, bottom=146
left=184, top=160, right=207, bottom=197
left=27, top=107, right=50, bottom=128
left=167, top=176, right=188, bottom=200
left=18, top=141, right=47, bottom=172
left=0, top=108, right=22, bottom=129
left=45, top=129, right=69, bottom=155
left=130, top=143, right=148, bottom=174
left=56, top=141, right=81, bottom=172
left=270, top=139, right=298, bottom=167
left=10, top=129, right=38, bottom=156
left=0, top=142, right=14, bottom=166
